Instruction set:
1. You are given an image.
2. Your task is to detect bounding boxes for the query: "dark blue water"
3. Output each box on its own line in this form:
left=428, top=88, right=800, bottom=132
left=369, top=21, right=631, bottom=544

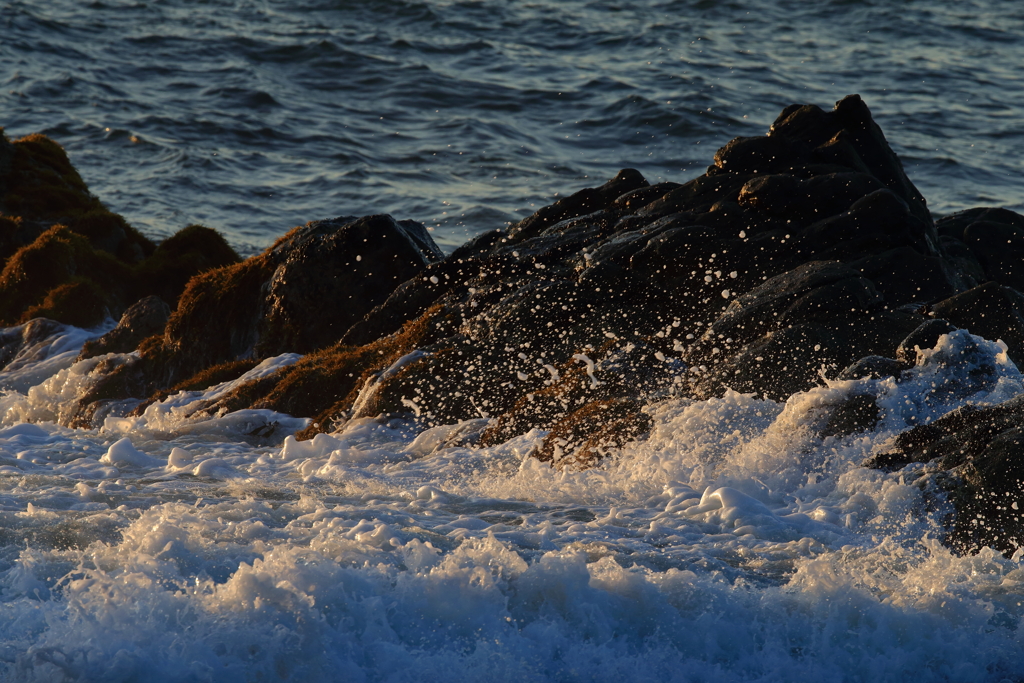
left=3, top=0, right=1023, bottom=254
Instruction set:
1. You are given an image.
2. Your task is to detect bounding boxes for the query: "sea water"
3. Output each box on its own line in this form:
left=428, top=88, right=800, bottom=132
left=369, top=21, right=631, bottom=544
left=0, top=322, right=1024, bottom=681
left=6, top=0, right=1024, bottom=680
left=3, top=0, right=1024, bottom=253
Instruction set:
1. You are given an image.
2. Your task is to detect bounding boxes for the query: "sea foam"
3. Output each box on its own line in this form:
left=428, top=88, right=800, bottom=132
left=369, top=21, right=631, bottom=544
left=0, top=323, right=1022, bottom=682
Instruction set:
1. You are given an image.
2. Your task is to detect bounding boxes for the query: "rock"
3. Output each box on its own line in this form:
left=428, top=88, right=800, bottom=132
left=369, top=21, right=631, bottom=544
left=507, top=169, right=648, bottom=242
left=534, top=398, right=653, bottom=471
left=134, top=225, right=241, bottom=308
left=0, top=225, right=131, bottom=327
left=81, top=97, right=944, bottom=442
left=963, top=219, right=1024, bottom=292
left=76, top=216, right=442, bottom=424
left=926, top=282, right=1024, bottom=367
left=895, top=318, right=958, bottom=363
left=768, top=94, right=933, bottom=230
left=79, top=296, right=171, bottom=360
left=935, top=207, right=1024, bottom=240
left=847, top=246, right=959, bottom=307
left=819, top=394, right=880, bottom=438
left=256, top=214, right=442, bottom=355
left=867, top=395, right=1024, bottom=555
left=0, top=130, right=245, bottom=329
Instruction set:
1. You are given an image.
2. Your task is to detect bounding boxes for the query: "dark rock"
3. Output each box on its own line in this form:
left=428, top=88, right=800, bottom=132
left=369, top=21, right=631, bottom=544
left=75, top=215, right=442, bottom=422
left=927, top=282, right=1024, bottom=366
left=713, top=135, right=797, bottom=175
left=769, top=94, right=933, bottom=230
left=795, top=189, right=931, bottom=261
left=936, top=207, right=1024, bottom=241
left=836, top=355, right=911, bottom=381
left=820, top=394, right=880, bottom=438
left=508, top=169, right=648, bottom=242
left=962, top=219, right=1024, bottom=292
left=256, top=214, right=441, bottom=355
left=867, top=395, right=1024, bottom=555
left=847, top=247, right=959, bottom=307
left=895, top=318, right=958, bottom=363
left=102, top=96, right=948, bottom=444
left=79, top=296, right=171, bottom=360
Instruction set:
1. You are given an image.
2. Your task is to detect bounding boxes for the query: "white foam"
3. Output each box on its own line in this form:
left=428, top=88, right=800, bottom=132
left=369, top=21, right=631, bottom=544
left=0, top=326, right=1023, bottom=680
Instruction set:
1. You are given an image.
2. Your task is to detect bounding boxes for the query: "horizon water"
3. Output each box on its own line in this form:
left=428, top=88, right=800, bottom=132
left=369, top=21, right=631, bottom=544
left=4, top=0, right=1024, bottom=681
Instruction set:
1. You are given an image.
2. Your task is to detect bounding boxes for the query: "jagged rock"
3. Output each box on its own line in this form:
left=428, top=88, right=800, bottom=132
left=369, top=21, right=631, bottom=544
left=84, top=95, right=953, bottom=448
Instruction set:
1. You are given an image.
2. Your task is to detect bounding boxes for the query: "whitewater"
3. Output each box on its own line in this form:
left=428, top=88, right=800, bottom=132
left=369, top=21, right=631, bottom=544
left=5, top=0, right=1024, bottom=680
left=0, top=317, right=1021, bottom=681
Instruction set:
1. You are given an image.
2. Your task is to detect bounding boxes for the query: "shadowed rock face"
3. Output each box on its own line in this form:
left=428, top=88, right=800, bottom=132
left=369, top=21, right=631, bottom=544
left=10, top=95, right=1024, bottom=557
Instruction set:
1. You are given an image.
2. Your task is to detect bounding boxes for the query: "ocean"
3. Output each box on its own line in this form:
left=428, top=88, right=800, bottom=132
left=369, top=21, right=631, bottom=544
left=3, top=0, right=1024, bottom=253
left=3, top=0, right=1024, bottom=681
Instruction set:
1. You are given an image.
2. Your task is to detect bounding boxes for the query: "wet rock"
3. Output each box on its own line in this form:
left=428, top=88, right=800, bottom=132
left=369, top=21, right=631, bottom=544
left=963, top=220, right=1024, bottom=292
left=935, top=207, right=1024, bottom=241
left=507, top=169, right=648, bottom=242
left=895, top=318, right=958, bottom=363
left=847, top=246, right=959, bottom=307
left=534, top=398, right=653, bottom=471
left=256, top=214, right=442, bottom=355
left=79, top=296, right=171, bottom=360
left=0, top=225, right=131, bottom=327
left=768, top=94, right=933, bottom=229
left=926, top=282, right=1024, bottom=366
left=868, top=395, right=1024, bottom=555
left=42, top=93, right=1024, bottom=525
left=819, top=394, right=880, bottom=438
left=75, top=214, right=443, bottom=418
left=123, top=97, right=952, bottom=450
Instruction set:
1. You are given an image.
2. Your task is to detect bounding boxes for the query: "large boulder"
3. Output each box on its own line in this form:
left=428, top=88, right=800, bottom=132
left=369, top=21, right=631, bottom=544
left=256, top=214, right=442, bottom=355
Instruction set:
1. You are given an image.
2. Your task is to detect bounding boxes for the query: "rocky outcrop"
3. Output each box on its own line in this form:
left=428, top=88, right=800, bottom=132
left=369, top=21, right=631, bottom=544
left=0, top=130, right=241, bottom=327
left=71, top=96, right=1024, bottom=453
left=71, top=214, right=443, bottom=423
left=10, top=96, right=1024, bottom=557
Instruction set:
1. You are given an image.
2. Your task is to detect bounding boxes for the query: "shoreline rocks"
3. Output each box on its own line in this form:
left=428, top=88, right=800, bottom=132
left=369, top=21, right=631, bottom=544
left=6, top=95, right=1024, bottom=556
